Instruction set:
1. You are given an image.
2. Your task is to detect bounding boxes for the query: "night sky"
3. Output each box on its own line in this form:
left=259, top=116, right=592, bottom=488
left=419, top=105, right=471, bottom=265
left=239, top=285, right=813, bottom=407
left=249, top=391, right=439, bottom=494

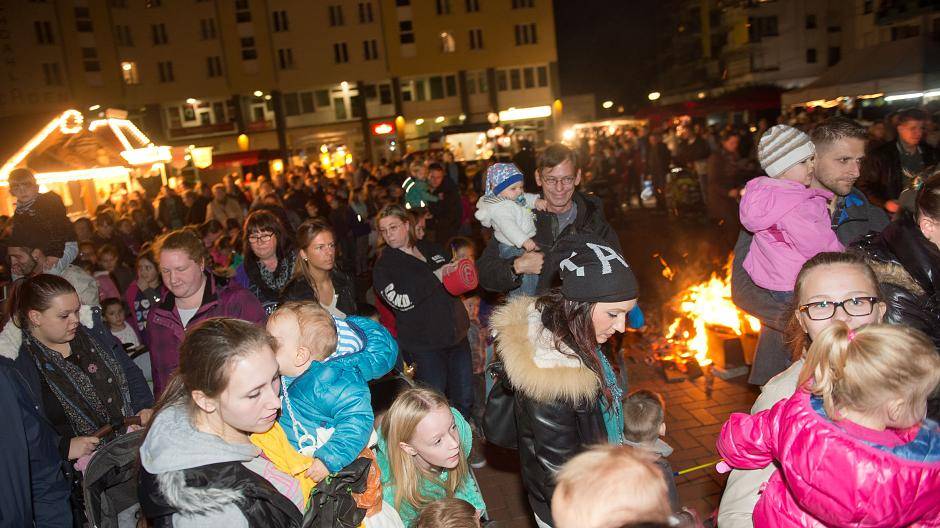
left=554, top=0, right=660, bottom=112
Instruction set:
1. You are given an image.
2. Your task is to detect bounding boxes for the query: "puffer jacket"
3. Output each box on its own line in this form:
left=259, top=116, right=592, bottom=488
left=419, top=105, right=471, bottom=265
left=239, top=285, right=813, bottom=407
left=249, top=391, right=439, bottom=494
left=718, top=389, right=940, bottom=528
left=278, top=316, right=397, bottom=472
left=146, top=273, right=264, bottom=397
left=851, top=212, right=940, bottom=348
left=490, top=296, right=621, bottom=526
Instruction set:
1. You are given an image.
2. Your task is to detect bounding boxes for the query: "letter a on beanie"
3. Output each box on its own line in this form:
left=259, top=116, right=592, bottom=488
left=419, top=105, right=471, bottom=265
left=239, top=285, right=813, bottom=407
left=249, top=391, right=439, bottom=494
left=557, top=234, right=638, bottom=302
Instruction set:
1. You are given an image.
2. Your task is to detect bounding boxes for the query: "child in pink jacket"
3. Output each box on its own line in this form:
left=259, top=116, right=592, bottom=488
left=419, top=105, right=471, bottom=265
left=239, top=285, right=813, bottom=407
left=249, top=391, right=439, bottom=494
left=740, top=125, right=843, bottom=299
left=717, top=323, right=940, bottom=528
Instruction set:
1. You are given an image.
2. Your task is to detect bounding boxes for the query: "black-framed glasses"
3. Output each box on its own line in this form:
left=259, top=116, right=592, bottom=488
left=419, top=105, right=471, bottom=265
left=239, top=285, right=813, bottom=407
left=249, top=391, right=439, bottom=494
left=798, top=297, right=879, bottom=321
left=247, top=232, right=275, bottom=244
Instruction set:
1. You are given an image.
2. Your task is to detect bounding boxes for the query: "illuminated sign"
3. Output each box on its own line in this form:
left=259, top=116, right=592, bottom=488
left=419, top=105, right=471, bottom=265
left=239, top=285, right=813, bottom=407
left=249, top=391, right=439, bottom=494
left=371, top=122, right=395, bottom=135
left=498, top=105, right=552, bottom=122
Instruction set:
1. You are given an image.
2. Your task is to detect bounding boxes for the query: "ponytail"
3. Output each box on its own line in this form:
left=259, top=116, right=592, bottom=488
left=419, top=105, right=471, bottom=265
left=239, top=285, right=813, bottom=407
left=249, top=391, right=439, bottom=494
left=6, top=274, right=76, bottom=329
left=799, top=322, right=940, bottom=423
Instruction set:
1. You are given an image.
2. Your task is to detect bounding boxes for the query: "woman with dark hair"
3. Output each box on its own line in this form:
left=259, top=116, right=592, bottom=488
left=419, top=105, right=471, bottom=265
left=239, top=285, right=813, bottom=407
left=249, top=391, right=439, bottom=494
left=234, top=210, right=296, bottom=316
left=488, top=234, right=638, bottom=528
left=138, top=318, right=303, bottom=527
left=3, top=274, right=153, bottom=523
left=280, top=219, right=357, bottom=316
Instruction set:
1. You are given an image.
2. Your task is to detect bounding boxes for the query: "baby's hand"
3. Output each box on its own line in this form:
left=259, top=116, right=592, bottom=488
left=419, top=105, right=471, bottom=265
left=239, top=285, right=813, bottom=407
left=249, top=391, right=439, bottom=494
left=534, top=199, right=548, bottom=211
left=305, top=458, right=330, bottom=482
left=522, top=239, right=538, bottom=252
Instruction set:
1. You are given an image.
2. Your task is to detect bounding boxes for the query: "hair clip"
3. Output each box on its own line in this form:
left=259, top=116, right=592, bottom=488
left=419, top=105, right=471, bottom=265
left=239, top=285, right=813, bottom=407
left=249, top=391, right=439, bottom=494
left=846, top=328, right=856, bottom=342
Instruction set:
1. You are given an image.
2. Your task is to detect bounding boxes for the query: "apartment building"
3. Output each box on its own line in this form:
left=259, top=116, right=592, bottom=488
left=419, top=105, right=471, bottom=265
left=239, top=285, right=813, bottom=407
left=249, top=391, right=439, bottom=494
left=1, top=0, right=558, bottom=167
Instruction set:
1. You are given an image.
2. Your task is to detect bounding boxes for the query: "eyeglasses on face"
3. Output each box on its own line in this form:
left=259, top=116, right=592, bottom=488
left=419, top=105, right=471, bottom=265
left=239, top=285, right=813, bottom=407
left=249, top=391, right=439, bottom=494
left=247, top=232, right=275, bottom=244
left=798, top=296, right=879, bottom=321
left=541, top=176, right=576, bottom=187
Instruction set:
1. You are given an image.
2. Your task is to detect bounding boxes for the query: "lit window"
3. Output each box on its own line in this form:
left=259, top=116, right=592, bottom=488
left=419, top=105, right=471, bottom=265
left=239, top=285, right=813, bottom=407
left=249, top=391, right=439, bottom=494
left=121, top=61, right=139, bottom=84
left=440, top=31, right=455, bottom=53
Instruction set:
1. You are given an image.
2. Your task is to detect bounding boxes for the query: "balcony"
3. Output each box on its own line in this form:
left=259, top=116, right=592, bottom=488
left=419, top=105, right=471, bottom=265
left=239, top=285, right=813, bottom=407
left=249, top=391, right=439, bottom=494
left=167, top=121, right=236, bottom=139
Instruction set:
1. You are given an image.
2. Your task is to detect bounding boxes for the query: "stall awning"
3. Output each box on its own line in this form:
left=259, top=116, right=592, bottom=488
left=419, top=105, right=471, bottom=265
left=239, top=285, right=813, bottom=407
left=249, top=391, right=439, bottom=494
left=781, top=37, right=940, bottom=106
left=636, top=86, right=782, bottom=121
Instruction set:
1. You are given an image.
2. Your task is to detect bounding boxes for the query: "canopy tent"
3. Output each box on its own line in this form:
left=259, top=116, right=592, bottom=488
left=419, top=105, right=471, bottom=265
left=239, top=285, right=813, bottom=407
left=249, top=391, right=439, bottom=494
left=781, top=37, right=940, bottom=107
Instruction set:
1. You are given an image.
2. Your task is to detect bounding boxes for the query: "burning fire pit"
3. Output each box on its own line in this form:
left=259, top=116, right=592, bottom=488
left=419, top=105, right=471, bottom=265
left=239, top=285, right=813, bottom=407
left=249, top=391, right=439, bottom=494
left=656, top=258, right=760, bottom=381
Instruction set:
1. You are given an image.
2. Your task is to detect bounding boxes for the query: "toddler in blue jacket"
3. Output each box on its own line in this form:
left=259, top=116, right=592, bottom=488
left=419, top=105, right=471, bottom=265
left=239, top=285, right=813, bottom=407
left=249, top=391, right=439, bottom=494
left=267, top=301, right=398, bottom=481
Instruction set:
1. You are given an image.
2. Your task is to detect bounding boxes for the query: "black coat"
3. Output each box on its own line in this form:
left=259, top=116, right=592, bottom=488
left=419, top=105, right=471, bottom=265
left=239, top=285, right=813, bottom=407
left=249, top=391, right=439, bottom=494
left=476, top=191, right=620, bottom=295
left=860, top=140, right=940, bottom=208
left=280, top=269, right=358, bottom=316
left=428, top=177, right=462, bottom=244
left=11, top=191, right=76, bottom=259
left=0, top=356, right=72, bottom=528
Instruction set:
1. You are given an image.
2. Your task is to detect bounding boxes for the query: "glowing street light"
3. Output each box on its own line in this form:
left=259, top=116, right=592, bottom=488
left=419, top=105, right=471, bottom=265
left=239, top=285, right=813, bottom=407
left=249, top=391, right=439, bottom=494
left=648, top=91, right=662, bottom=101
left=415, top=118, right=425, bottom=125
left=185, top=98, right=198, bottom=105
left=562, top=128, right=575, bottom=142
left=434, top=116, right=445, bottom=123
left=253, top=90, right=264, bottom=97
left=602, top=100, right=614, bottom=109
left=340, top=81, right=349, bottom=90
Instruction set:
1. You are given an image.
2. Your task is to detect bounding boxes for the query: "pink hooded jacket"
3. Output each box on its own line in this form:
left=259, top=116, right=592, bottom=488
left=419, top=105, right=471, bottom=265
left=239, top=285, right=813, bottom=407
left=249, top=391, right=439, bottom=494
left=740, top=177, right=844, bottom=291
left=718, top=390, right=940, bottom=528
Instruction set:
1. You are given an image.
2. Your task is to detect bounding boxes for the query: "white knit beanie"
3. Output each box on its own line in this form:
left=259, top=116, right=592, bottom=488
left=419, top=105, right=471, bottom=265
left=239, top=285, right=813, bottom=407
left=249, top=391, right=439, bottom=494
left=758, top=125, right=815, bottom=178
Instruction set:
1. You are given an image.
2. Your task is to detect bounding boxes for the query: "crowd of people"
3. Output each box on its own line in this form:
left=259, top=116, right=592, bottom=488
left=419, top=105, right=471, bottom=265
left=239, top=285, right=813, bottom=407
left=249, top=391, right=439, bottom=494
left=0, top=104, right=938, bottom=528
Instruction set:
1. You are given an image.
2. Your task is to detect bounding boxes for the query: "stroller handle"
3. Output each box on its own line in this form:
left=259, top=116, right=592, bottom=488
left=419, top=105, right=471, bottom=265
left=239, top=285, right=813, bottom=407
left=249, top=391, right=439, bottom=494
left=92, top=416, right=142, bottom=439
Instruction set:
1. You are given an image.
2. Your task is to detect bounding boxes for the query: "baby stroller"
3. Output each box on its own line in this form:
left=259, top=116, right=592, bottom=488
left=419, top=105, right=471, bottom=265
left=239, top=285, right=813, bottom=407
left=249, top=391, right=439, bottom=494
left=665, top=167, right=706, bottom=219
left=82, top=426, right=146, bottom=528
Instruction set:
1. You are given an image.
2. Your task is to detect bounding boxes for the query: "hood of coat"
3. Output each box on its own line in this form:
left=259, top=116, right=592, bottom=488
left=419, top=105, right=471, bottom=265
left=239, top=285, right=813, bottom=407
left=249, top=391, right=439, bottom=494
left=868, top=258, right=925, bottom=297
left=490, top=296, right=599, bottom=405
left=740, top=177, right=834, bottom=231
left=0, top=304, right=95, bottom=360
left=140, top=403, right=261, bottom=514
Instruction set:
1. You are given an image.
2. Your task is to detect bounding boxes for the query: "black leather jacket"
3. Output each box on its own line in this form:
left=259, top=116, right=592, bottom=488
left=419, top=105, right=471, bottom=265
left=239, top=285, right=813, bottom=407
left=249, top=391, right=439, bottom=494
left=852, top=212, right=940, bottom=349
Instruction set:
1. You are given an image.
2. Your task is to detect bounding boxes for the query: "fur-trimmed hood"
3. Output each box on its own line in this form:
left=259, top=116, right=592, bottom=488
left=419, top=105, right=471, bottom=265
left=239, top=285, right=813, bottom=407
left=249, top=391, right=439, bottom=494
left=0, top=304, right=95, bottom=360
left=490, top=296, right=600, bottom=404
left=869, top=259, right=925, bottom=297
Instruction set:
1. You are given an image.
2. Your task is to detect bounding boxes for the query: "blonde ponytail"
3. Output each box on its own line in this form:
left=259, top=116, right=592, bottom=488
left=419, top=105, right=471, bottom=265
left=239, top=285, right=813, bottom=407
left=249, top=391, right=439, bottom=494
left=799, top=322, right=940, bottom=423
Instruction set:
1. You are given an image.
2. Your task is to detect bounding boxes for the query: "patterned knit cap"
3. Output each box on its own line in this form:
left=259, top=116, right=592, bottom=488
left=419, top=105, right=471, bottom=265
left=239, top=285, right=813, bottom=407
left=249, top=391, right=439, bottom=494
left=758, top=125, right=815, bottom=178
left=485, top=163, right=524, bottom=197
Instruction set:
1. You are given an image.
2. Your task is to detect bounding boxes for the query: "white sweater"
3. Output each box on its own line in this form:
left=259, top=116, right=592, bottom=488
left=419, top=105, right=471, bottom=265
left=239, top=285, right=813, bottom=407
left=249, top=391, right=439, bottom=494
left=474, top=193, right=539, bottom=248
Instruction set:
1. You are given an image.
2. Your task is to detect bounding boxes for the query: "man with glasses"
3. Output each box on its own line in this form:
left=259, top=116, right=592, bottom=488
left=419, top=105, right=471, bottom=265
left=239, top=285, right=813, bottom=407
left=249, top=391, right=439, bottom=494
left=477, top=144, right=621, bottom=295
left=7, top=168, right=78, bottom=278
left=732, top=117, right=890, bottom=385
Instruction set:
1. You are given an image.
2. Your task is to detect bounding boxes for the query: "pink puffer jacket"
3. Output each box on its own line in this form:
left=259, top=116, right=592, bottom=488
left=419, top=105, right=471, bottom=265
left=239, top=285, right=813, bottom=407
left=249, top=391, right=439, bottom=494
left=718, top=389, right=940, bottom=527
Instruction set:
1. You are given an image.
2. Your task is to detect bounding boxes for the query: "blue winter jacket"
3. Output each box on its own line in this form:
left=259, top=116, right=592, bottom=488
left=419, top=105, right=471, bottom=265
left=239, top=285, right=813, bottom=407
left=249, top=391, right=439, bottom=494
left=278, top=316, right=398, bottom=472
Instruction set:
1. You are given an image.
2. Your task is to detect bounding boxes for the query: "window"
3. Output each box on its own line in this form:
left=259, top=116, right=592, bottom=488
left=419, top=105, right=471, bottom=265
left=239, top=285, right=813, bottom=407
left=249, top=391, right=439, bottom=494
left=429, top=76, right=444, bottom=99
left=146, top=0, right=161, bottom=7
left=301, top=92, right=315, bottom=113
left=316, top=90, right=330, bottom=107
left=333, top=97, right=347, bottom=120
left=273, top=10, right=289, bottom=32
left=497, top=70, right=507, bottom=91
left=358, top=2, right=373, bottom=23
left=510, top=68, right=521, bottom=90
left=82, top=47, right=100, bottom=72
left=537, top=65, right=548, bottom=87
left=350, top=94, right=362, bottom=118
left=379, top=83, right=392, bottom=105
left=399, top=20, right=415, bottom=44
left=478, top=72, right=488, bottom=93
left=34, top=21, right=54, bottom=44
left=207, top=55, right=223, bottom=77
left=75, top=7, right=93, bottom=32
left=512, top=0, right=533, bottom=7
left=514, top=23, right=537, bottom=45
left=329, top=5, right=344, bottom=26
left=440, top=31, right=456, bottom=52
left=277, top=48, right=294, bottom=69
left=158, top=61, right=174, bottom=82
left=415, top=79, right=426, bottom=101
left=863, top=0, right=873, bottom=14
left=748, top=16, right=778, bottom=42
left=42, top=63, right=62, bottom=86
left=827, top=46, right=840, bottom=66
left=806, top=48, right=817, bottom=63
left=333, top=42, right=349, bottom=63
left=114, top=25, right=133, bottom=46
left=363, top=39, right=379, bottom=60
left=284, top=93, right=301, bottom=116
left=401, top=83, right=413, bottom=101
left=805, top=14, right=816, bottom=29
left=523, top=67, right=534, bottom=88
left=445, top=75, right=456, bottom=97
left=465, top=0, right=480, bottom=12
left=235, top=0, right=251, bottom=23
left=121, top=61, right=139, bottom=84
left=467, top=77, right=476, bottom=95
left=241, top=37, right=257, bottom=60
left=200, top=18, right=216, bottom=39
left=435, top=0, right=451, bottom=15
left=469, top=28, right=483, bottom=49
left=152, top=23, right=168, bottom=45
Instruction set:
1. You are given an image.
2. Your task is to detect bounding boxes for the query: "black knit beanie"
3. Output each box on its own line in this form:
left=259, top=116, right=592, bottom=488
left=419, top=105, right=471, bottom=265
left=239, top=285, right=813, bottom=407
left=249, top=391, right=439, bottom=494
left=557, top=234, right=638, bottom=303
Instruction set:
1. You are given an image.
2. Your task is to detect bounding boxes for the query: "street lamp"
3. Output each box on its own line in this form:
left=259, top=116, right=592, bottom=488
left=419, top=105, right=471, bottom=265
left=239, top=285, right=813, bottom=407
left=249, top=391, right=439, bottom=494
left=648, top=91, right=661, bottom=101
left=602, top=100, right=614, bottom=109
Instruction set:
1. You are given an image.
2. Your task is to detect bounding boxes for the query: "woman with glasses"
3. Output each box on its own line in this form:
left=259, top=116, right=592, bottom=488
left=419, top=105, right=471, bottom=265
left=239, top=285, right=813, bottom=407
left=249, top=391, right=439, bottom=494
left=372, top=204, right=473, bottom=420
left=718, top=251, right=886, bottom=528
left=234, top=211, right=296, bottom=317
left=280, top=219, right=358, bottom=317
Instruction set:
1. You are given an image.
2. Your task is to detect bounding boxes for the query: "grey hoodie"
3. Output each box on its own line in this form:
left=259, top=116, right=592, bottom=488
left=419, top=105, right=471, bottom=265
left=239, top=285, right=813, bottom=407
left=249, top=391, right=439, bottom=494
left=139, top=404, right=266, bottom=528
left=625, top=438, right=680, bottom=512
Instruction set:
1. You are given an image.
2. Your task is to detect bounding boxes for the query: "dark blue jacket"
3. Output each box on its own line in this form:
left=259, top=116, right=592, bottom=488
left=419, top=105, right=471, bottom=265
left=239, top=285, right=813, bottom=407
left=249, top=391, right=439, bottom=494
left=0, top=356, right=72, bottom=528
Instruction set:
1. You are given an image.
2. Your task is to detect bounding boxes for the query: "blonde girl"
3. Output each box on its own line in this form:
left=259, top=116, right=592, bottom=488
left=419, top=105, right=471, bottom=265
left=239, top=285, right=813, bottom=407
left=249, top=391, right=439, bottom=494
left=718, top=323, right=940, bottom=527
left=375, top=388, right=485, bottom=527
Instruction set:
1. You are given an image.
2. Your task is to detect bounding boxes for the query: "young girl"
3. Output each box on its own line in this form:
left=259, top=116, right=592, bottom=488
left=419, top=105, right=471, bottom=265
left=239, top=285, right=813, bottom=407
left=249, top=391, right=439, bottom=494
left=717, top=323, right=940, bottom=527
left=473, top=163, right=546, bottom=297
left=740, top=125, right=844, bottom=298
left=376, top=388, right=486, bottom=527
left=102, top=298, right=140, bottom=348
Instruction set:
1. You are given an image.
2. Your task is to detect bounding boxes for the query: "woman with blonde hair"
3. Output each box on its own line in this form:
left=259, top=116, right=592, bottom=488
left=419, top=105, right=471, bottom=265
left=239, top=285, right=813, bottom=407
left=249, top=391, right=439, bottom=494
left=375, top=387, right=485, bottom=527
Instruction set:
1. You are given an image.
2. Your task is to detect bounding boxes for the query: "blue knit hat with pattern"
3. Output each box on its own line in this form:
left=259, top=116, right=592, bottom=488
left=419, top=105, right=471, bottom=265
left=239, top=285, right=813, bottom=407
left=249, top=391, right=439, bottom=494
left=485, top=163, right=524, bottom=197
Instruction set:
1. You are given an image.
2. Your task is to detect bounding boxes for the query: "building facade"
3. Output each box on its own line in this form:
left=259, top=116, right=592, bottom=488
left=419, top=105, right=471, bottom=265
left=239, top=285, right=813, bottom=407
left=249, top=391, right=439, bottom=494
left=2, top=0, right=558, bottom=168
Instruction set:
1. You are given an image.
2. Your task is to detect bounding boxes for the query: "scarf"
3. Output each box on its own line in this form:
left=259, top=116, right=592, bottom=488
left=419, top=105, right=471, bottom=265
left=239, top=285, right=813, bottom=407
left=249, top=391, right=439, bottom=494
left=25, top=328, right=134, bottom=436
left=254, top=252, right=295, bottom=300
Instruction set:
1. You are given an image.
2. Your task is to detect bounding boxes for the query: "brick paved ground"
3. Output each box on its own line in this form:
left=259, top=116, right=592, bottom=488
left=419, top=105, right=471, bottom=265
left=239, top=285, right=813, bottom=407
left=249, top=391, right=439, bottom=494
left=476, top=350, right=760, bottom=527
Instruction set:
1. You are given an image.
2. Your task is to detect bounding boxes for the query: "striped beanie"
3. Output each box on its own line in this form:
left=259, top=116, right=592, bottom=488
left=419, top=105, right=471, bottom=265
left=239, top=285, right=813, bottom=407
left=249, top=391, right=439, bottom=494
left=485, top=163, right=524, bottom=197
left=758, top=125, right=815, bottom=178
